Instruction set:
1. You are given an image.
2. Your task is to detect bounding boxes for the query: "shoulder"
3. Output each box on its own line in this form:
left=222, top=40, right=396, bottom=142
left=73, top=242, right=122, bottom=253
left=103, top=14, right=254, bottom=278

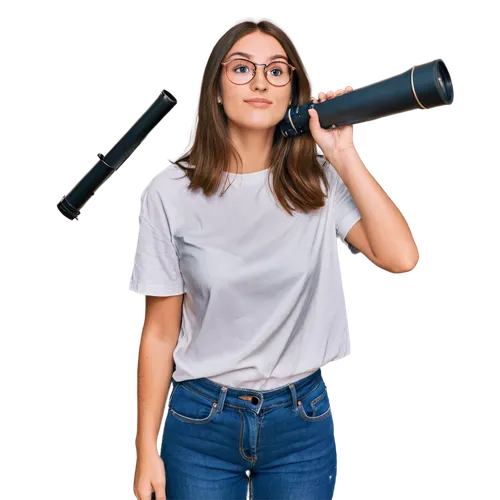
left=142, top=162, right=190, bottom=199
left=137, top=163, right=191, bottom=225
left=315, top=153, right=339, bottom=192
left=318, top=154, right=347, bottom=192
left=316, top=153, right=328, bottom=168
left=316, top=153, right=335, bottom=177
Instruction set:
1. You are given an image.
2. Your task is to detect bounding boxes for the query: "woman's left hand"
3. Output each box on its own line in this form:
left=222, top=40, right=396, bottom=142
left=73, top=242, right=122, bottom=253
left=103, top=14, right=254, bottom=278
left=308, top=87, right=355, bottom=159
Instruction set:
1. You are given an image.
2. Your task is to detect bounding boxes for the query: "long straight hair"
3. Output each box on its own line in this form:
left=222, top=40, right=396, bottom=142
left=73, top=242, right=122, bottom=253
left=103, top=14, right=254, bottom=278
left=168, top=20, right=331, bottom=216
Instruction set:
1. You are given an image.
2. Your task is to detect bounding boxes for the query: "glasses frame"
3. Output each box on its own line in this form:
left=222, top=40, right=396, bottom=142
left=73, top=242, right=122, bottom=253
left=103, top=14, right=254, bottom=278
left=220, top=58, right=296, bottom=87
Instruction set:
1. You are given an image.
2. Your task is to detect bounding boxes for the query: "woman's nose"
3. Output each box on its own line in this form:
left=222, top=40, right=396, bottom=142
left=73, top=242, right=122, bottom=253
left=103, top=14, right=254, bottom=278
left=252, top=66, right=269, bottom=88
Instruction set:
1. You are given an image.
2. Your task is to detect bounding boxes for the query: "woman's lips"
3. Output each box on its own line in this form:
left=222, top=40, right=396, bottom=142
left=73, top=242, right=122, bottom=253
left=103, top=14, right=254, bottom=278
left=245, top=101, right=272, bottom=108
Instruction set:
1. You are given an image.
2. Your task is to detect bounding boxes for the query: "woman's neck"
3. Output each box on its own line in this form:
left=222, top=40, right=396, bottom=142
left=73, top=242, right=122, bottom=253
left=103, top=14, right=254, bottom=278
left=225, top=123, right=274, bottom=174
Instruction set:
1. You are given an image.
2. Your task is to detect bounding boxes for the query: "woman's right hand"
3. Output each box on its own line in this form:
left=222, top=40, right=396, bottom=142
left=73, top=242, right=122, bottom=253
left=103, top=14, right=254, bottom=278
left=133, top=450, right=166, bottom=500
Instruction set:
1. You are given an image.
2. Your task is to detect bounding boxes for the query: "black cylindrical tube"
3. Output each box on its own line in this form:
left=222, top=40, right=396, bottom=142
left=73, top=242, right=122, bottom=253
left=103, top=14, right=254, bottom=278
left=278, top=59, right=453, bottom=137
left=57, top=89, right=177, bottom=220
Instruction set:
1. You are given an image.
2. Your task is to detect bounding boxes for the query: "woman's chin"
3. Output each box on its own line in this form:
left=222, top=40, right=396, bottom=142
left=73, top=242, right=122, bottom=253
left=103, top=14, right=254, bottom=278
left=235, top=117, right=279, bottom=131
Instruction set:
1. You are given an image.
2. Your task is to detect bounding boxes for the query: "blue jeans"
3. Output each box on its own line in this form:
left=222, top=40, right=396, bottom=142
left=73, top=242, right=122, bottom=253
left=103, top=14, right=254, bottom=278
left=159, top=368, right=337, bottom=499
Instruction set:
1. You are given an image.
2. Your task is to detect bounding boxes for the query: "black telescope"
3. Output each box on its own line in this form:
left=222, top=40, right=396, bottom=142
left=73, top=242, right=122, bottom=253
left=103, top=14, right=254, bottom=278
left=57, top=90, right=177, bottom=220
left=278, top=58, right=454, bottom=137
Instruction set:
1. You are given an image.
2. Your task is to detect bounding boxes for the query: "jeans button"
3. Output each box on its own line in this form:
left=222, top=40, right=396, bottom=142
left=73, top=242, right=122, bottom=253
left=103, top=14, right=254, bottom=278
left=251, top=396, right=259, bottom=405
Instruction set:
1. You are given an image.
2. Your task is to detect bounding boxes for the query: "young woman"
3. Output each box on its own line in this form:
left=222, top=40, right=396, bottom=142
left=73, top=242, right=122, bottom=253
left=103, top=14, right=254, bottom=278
left=130, top=20, right=418, bottom=500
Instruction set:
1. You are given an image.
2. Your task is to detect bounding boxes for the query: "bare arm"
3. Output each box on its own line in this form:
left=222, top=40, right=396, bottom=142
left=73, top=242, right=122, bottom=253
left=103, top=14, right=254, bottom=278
left=329, top=148, right=419, bottom=271
left=135, top=293, right=184, bottom=454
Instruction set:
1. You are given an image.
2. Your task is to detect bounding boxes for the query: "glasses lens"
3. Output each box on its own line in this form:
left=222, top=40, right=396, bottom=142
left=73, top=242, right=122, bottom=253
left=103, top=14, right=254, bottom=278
left=226, top=59, right=292, bottom=86
left=267, top=61, right=292, bottom=85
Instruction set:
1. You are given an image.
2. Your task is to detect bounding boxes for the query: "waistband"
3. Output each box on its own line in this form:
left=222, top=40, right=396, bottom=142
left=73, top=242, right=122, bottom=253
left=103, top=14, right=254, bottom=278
left=171, top=368, right=324, bottom=415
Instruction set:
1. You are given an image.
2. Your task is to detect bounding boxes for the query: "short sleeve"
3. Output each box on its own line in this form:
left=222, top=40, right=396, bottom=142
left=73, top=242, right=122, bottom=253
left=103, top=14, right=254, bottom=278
left=129, top=181, right=185, bottom=296
left=331, top=164, right=362, bottom=255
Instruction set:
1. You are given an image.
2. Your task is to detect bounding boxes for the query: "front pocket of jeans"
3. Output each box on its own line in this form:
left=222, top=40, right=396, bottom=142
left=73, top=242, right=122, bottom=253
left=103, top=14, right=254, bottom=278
left=169, top=384, right=218, bottom=424
left=298, top=384, right=332, bottom=422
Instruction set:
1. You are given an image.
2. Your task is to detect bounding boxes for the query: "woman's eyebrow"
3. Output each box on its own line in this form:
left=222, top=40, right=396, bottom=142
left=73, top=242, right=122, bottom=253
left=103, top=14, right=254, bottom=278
left=226, top=51, right=289, bottom=62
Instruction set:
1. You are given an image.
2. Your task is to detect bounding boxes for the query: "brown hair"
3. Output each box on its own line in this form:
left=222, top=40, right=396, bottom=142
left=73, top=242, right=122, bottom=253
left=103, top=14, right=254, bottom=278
left=168, top=20, right=330, bottom=216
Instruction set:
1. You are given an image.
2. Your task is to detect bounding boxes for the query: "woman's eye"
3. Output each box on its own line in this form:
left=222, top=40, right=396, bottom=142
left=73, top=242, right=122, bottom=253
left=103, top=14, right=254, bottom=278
left=235, top=65, right=249, bottom=73
left=269, top=69, right=282, bottom=76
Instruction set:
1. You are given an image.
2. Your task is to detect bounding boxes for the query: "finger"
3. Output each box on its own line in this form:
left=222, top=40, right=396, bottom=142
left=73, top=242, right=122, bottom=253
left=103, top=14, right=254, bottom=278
left=318, top=91, right=326, bottom=102
left=307, top=107, right=321, bottom=127
left=152, top=485, right=166, bottom=500
left=326, top=88, right=343, bottom=99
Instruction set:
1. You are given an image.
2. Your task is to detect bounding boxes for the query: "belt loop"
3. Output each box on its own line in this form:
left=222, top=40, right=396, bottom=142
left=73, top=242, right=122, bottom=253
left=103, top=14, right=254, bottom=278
left=289, top=383, right=298, bottom=412
left=216, top=385, right=228, bottom=414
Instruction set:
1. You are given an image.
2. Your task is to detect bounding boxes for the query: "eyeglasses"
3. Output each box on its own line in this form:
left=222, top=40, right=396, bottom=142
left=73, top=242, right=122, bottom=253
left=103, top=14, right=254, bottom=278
left=220, top=58, right=296, bottom=87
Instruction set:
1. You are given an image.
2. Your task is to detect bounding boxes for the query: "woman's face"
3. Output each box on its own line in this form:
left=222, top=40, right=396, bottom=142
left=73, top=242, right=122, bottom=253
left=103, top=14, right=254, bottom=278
left=218, top=31, right=293, bottom=131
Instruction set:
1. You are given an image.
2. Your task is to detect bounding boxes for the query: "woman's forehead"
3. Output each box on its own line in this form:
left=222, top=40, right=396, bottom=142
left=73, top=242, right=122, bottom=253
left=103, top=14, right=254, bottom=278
left=228, top=31, right=287, bottom=60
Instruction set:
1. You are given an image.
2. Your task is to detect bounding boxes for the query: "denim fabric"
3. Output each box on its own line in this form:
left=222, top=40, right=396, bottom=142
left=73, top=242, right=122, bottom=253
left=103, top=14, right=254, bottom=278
left=158, top=368, right=337, bottom=499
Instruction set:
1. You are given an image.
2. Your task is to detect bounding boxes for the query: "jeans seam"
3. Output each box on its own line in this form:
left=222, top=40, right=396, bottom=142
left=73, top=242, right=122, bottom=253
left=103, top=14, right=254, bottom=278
left=238, top=408, right=257, bottom=462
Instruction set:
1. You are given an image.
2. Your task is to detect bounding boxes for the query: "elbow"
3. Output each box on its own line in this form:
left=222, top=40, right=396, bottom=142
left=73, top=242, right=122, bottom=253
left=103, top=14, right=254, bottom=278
left=385, top=251, right=422, bottom=275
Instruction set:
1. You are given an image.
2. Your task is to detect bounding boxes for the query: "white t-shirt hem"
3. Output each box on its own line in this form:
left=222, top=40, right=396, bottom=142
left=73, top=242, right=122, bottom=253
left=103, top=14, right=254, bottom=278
left=129, top=281, right=184, bottom=296
left=338, top=210, right=361, bottom=255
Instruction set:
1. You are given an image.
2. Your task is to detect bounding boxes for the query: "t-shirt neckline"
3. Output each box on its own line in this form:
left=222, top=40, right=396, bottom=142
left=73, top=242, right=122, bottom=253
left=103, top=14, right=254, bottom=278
left=224, top=167, right=271, bottom=185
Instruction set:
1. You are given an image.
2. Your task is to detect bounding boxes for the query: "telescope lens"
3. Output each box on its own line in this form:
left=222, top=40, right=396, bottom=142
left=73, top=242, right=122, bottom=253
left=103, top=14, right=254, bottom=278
left=436, top=60, right=453, bottom=104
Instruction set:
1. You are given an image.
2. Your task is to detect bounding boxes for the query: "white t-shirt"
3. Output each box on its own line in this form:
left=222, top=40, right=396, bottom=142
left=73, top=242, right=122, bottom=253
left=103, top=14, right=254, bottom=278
left=129, top=154, right=361, bottom=390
